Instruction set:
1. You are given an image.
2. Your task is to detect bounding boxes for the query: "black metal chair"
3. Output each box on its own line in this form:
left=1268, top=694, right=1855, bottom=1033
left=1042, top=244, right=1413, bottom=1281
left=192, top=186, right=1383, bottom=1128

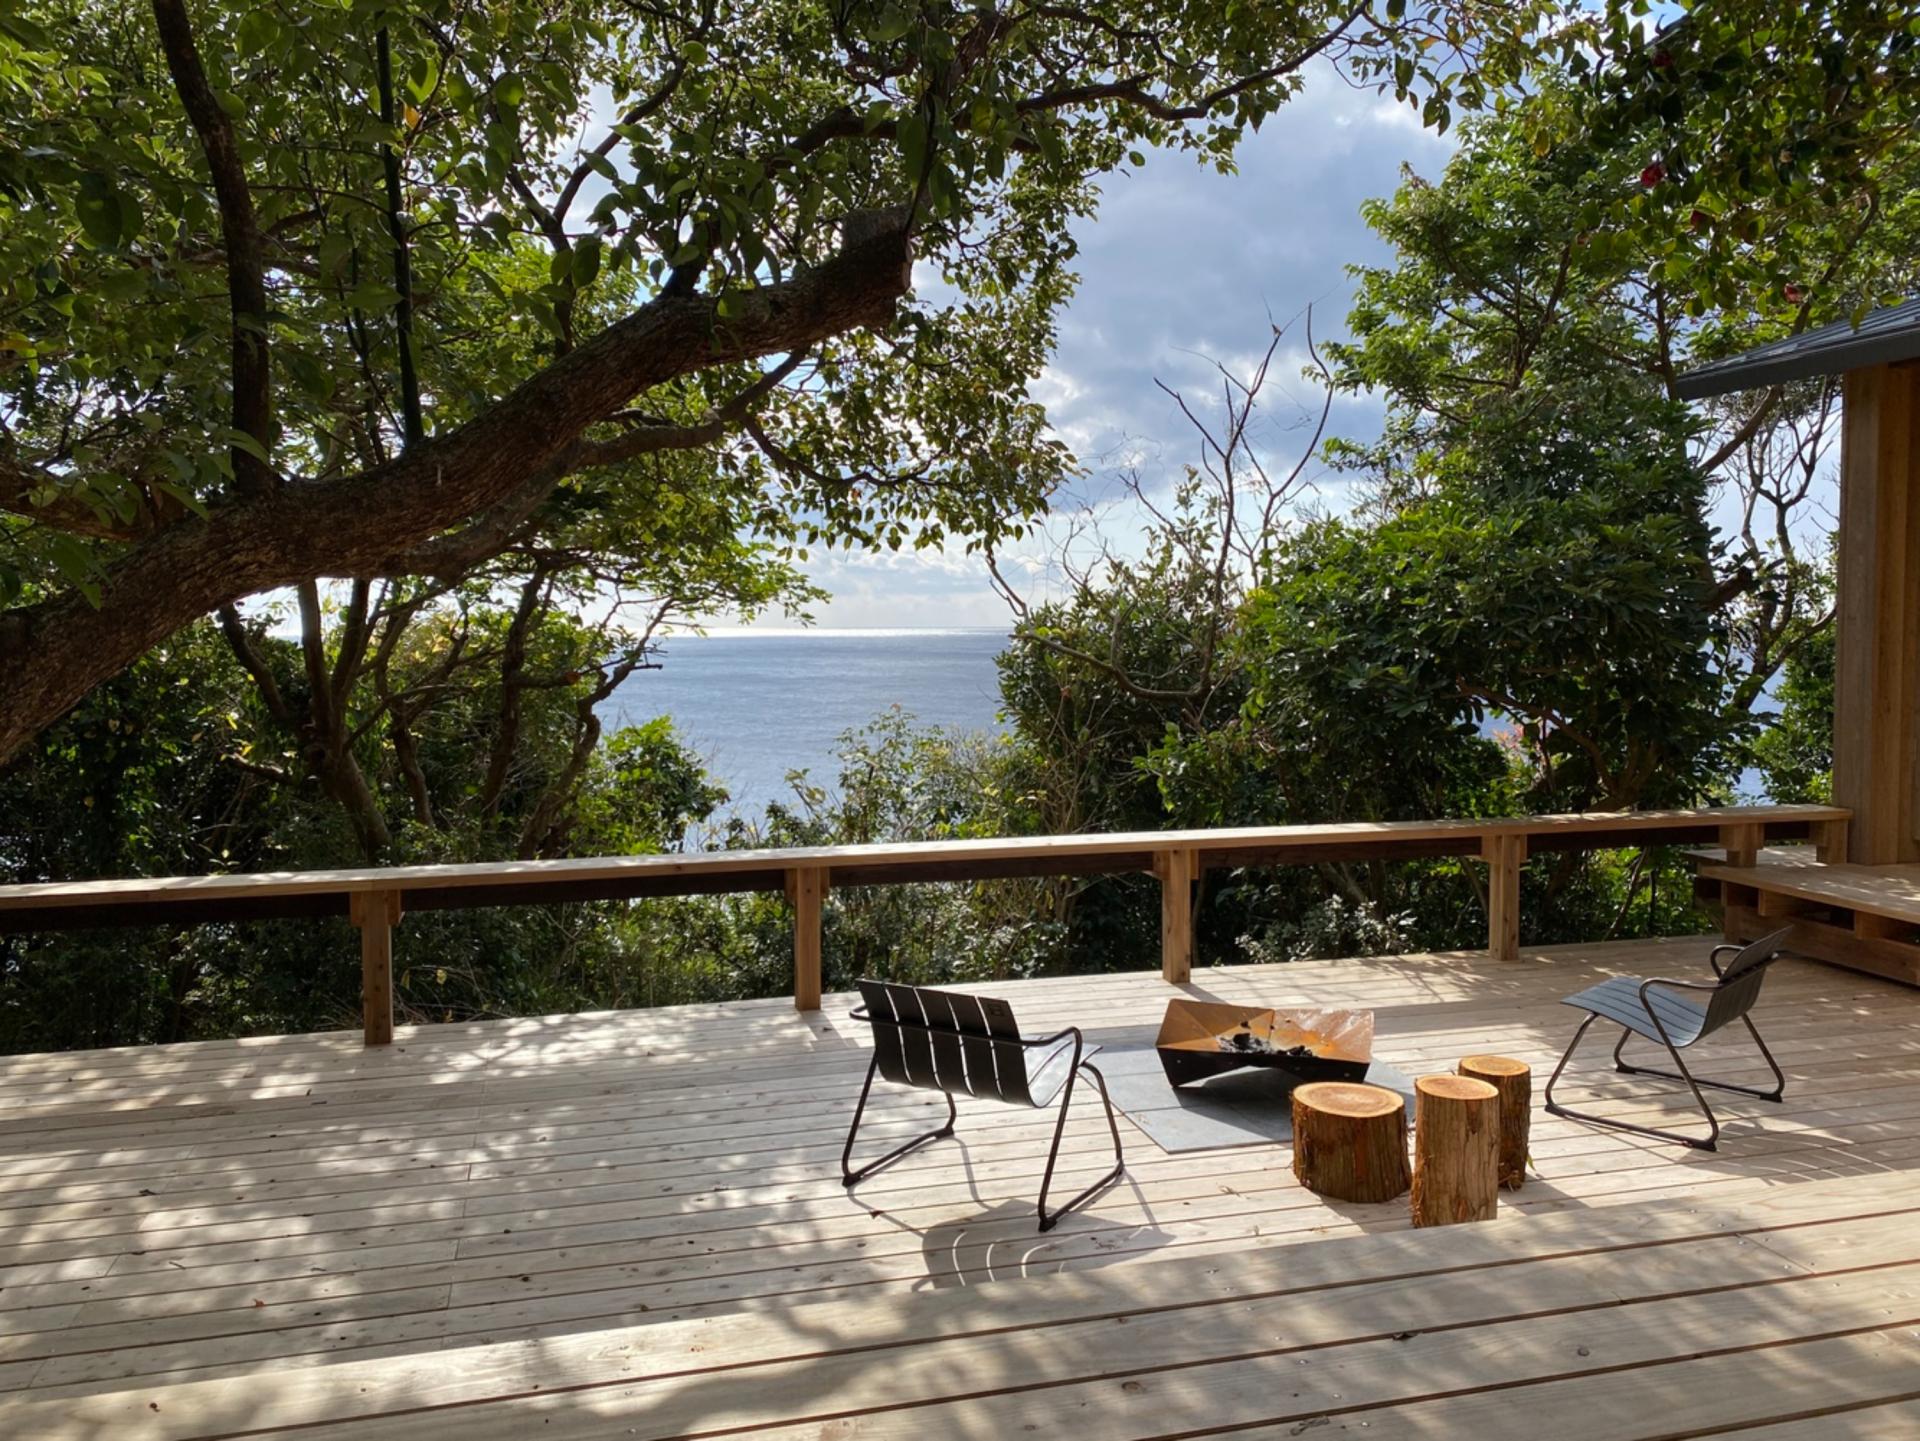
left=1543, top=927, right=1793, bottom=1151
left=844, top=978, right=1125, bottom=1232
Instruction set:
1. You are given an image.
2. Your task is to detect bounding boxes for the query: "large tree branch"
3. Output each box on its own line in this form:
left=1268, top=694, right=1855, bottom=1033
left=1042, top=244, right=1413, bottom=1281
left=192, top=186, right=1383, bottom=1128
left=150, top=0, right=274, bottom=496
left=368, top=349, right=810, bottom=579
left=0, top=216, right=914, bottom=763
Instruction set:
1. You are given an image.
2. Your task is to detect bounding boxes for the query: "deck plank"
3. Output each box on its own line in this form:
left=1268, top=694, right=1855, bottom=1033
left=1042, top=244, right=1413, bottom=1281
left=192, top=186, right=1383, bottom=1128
left=0, top=936, right=1913, bottom=1431
left=5, top=1170, right=1917, bottom=1438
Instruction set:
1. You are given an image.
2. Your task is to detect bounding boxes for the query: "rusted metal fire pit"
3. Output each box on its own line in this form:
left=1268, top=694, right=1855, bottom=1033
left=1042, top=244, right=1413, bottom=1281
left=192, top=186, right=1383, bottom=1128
left=1155, top=999, right=1373, bottom=1088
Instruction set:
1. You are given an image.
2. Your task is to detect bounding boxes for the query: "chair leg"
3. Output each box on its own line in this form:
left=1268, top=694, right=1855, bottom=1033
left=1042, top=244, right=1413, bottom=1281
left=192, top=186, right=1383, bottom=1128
left=841, top=1055, right=958, bottom=1188
left=1036, top=1061, right=1125, bottom=1233
left=1614, top=1016, right=1787, bottom=1102
left=1545, top=1014, right=1721, bottom=1151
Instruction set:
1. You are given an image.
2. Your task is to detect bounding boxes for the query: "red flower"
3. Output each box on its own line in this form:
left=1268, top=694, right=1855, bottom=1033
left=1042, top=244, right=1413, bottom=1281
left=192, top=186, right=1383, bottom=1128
left=1639, top=161, right=1665, bottom=188
left=1784, top=284, right=1806, bottom=305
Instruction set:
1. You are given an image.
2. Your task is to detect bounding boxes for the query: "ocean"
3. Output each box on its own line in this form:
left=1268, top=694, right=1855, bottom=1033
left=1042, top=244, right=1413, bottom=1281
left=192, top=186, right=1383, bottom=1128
left=606, top=629, right=1011, bottom=817
left=605, top=628, right=1778, bottom=821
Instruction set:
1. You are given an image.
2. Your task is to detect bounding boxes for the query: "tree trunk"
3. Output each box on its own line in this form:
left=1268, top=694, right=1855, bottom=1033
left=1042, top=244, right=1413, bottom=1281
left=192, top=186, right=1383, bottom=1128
left=1458, top=1054, right=1531, bottom=1190
left=1410, top=1074, right=1500, bottom=1227
left=1290, top=1082, right=1410, bottom=1204
left=311, top=741, right=392, bottom=858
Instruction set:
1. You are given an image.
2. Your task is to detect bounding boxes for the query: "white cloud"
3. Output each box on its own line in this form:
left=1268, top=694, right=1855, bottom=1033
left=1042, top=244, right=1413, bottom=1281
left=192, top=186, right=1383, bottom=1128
left=704, top=60, right=1452, bottom=630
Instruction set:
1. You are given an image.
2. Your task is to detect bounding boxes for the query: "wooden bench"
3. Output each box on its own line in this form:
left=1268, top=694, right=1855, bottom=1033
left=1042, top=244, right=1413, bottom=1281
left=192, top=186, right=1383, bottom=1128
left=0, top=805, right=1852, bottom=1043
left=1697, top=854, right=1920, bottom=987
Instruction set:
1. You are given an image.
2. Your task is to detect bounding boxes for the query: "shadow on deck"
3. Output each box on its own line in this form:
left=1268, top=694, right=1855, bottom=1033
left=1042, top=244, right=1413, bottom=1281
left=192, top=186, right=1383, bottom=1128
left=1, top=935, right=1918, bottom=1437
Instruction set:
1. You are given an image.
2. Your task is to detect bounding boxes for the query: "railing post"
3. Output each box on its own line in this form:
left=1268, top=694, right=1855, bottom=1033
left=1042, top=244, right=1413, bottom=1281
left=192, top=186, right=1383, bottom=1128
left=1482, top=833, right=1523, bottom=962
left=1156, top=847, right=1196, bottom=985
left=1812, top=816, right=1850, bottom=864
left=1718, top=820, right=1765, bottom=869
left=786, top=866, right=825, bottom=1011
left=349, top=888, right=402, bottom=1047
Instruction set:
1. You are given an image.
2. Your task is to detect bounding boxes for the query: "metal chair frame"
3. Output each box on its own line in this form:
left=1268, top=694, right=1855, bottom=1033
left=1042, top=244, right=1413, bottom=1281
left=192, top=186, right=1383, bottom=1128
left=844, top=980, right=1125, bottom=1232
left=1543, top=930, right=1791, bottom=1152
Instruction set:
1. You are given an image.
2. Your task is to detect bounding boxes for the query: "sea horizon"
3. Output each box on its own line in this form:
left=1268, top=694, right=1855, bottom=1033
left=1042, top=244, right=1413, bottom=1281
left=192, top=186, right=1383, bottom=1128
left=609, top=628, right=1012, bottom=817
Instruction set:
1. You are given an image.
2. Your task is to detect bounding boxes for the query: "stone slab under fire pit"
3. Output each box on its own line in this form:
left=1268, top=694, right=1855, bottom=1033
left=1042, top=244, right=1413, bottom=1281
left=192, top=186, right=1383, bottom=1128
left=1099, top=1045, right=1416, bottom=1154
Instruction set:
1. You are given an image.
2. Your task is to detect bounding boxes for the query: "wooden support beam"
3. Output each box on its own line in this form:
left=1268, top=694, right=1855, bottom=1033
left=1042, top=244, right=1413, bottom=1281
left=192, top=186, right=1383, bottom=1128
left=1716, top=820, right=1768, bottom=938
left=1855, top=909, right=1911, bottom=942
left=1156, top=847, right=1197, bottom=984
left=1717, top=820, right=1766, bottom=870
left=1834, top=361, right=1920, bottom=864
left=348, top=888, right=402, bottom=1047
left=1481, top=834, right=1524, bottom=961
left=1812, top=817, right=1850, bottom=864
left=785, top=867, right=825, bottom=1011
left=1720, top=879, right=1760, bottom=941
left=1756, top=887, right=1814, bottom=920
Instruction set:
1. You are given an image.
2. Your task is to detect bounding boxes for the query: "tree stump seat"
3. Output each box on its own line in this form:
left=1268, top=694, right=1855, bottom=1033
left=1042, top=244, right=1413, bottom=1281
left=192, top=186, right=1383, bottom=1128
left=1410, top=1074, right=1501, bottom=1227
left=1290, top=1081, right=1411, bottom=1204
left=1458, top=1054, right=1531, bottom=1190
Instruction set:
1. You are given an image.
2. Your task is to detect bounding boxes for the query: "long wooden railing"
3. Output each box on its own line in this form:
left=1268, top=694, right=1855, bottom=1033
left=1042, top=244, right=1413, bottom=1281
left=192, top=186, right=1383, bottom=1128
left=0, top=805, right=1849, bottom=1044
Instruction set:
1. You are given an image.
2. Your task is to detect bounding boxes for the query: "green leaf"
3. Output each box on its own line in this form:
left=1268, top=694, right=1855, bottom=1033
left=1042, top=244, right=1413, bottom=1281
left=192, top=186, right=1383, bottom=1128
left=897, top=111, right=929, bottom=181
left=406, top=53, right=439, bottom=104
left=345, top=278, right=402, bottom=311
left=73, top=173, right=134, bottom=249
left=220, top=428, right=271, bottom=464
left=235, top=10, right=280, bottom=58
left=45, top=535, right=100, bottom=606
left=570, top=235, right=603, bottom=289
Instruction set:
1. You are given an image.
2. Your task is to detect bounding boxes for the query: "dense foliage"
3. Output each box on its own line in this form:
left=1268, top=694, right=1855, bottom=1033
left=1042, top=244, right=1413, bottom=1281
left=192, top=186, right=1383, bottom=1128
left=0, top=2, right=1897, bottom=1050
left=0, top=0, right=1579, bottom=762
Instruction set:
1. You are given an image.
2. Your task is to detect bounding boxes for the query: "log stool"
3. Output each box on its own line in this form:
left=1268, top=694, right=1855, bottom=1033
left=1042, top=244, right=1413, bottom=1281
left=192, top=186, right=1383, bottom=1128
left=1458, top=1055, right=1531, bottom=1190
left=1290, top=1082, right=1411, bottom=1204
left=1410, top=1075, right=1499, bottom=1227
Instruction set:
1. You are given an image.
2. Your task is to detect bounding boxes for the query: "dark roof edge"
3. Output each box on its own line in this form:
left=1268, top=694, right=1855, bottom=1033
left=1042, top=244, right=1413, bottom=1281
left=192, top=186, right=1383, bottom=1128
left=1674, top=299, right=1920, bottom=400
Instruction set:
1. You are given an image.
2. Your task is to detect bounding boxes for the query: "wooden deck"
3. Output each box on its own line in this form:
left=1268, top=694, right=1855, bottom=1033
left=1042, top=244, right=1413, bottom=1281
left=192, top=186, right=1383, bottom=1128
left=1700, top=854, right=1920, bottom=985
left=1, top=936, right=1918, bottom=1436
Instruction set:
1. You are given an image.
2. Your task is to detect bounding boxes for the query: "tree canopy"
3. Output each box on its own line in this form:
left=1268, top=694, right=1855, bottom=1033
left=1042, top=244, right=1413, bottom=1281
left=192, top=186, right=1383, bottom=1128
left=0, top=0, right=1573, bottom=763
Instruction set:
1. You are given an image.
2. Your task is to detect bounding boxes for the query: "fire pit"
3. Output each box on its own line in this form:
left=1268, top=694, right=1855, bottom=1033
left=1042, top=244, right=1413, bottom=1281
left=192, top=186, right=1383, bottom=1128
left=1155, top=999, right=1373, bottom=1088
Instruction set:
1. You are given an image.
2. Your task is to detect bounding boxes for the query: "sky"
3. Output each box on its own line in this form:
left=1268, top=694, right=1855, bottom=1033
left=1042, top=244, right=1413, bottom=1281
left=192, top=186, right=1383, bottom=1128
left=740, top=62, right=1456, bottom=631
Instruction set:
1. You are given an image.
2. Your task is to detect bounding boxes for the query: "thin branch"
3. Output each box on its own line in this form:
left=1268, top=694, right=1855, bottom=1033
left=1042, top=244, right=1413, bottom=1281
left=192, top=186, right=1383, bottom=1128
left=375, top=28, right=424, bottom=447
left=150, top=0, right=273, bottom=495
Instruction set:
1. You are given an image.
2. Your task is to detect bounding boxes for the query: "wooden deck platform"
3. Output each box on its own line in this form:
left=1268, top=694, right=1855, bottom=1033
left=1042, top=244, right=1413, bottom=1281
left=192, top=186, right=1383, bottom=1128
left=1699, top=854, right=1920, bottom=985
left=0, top=937, right=1917, bottom=1436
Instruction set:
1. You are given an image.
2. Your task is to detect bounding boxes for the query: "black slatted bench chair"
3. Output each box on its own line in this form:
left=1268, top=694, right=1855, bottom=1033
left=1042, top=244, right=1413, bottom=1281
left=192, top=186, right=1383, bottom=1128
left=844, top=978, right=1125, bottom=1232
left=1543, top=927, right=1793, bottom=1150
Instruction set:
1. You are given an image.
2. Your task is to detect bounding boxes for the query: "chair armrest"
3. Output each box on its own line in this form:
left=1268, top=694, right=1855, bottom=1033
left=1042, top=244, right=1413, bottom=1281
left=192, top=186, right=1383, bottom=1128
left=1639, top=976, right=1716, bottom=1000
left=1635, top=975, right=1715, bottom=1036
left=850, top=1004, right=870, bottom=1022
left=1707, top=941, right=1751, bottom=977
left=1023, top=1025, right=1082, bottom=1050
